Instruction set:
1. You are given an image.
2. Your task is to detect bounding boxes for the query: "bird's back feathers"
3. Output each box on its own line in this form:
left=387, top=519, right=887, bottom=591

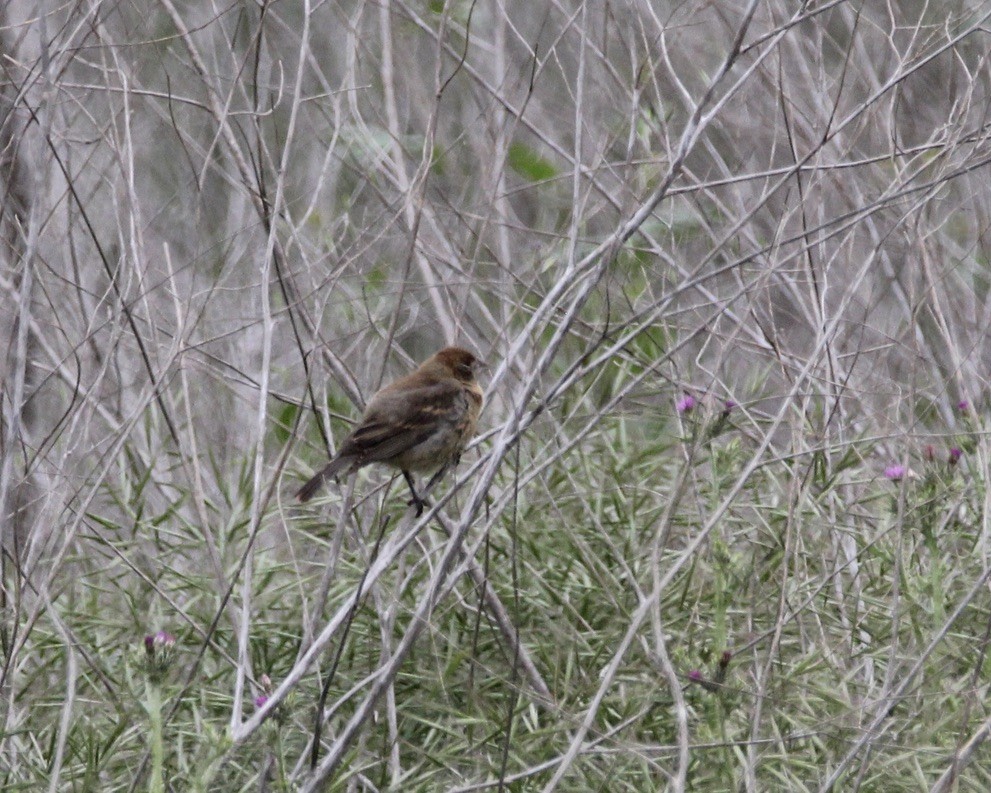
left=295, top=346, right=483, bottom=503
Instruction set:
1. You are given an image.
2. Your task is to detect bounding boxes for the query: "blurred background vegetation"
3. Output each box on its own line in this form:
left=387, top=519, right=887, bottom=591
left=3, top=0, right=991, bottom=790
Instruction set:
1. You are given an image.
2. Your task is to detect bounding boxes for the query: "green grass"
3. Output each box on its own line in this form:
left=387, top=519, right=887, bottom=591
left=6, top=390, right=990, bottom=791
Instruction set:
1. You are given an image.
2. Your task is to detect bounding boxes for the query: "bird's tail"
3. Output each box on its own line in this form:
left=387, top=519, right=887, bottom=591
left=295, top=456, right=350, bottom=502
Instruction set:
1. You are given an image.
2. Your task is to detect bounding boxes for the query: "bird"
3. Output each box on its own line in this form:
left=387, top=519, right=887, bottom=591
left=296, top=347, right=484, bottom=515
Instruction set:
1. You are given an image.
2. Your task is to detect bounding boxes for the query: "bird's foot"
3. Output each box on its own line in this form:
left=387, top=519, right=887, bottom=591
left=407, top=495, right=431, bottom=517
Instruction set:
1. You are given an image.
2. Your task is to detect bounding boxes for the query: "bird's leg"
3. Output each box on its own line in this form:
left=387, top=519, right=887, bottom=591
left=404, top=464, right=455, bottom=517
left=424, top=463, right=450, bottom=494
left=402, top=470, right=427, bottom=517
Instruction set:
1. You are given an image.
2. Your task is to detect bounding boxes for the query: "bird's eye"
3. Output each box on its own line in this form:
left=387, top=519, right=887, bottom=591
left=456, top=362, right=473, bottom=377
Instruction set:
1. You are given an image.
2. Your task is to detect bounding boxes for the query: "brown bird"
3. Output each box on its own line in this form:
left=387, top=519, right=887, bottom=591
left=296, top=347, right=484, bottom=514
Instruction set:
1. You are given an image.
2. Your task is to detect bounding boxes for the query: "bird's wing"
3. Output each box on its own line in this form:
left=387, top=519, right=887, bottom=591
left=338, top=380, right=468, bottom=464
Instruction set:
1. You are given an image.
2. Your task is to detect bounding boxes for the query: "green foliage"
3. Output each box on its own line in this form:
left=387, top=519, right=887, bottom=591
left=507, top=142, right=558, bottom=183
left=272, top=401, right=299, bottom=446
left=8, top=377, right=991, bottom=790
left=9, top=0, right=991, bottom=789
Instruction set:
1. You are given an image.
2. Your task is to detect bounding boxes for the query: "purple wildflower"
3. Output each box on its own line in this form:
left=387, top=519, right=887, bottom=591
left=884, top=465, right=906, bottom=481
left=688, top=669, right=703, bottom=683
left=949, top=447, right=963, bottom=465
left=957, top=400, right=969, bottom=411
left=254, top=694, right=269, bottom=709
left=144, top=631, right=175, bottom=655
left=676, top=395, right=696, bottom=414
left=143, top=631, right=177, bottom=680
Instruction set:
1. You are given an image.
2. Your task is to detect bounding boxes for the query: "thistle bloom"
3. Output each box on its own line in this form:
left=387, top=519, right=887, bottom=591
left=884, top=465, right=906, bottom=481
left=688, top=669, right=703, bottom=683
left=254, top=695, right=269, bottom=709
left=949, top=447, right=963, bottom=465
left=957, top=400, right=969, bottom=411
left=144, top=631, right=175, bottom=655
left=143, top=631, right=176, bottom=681
left=676, top=395, right=696, bottom=414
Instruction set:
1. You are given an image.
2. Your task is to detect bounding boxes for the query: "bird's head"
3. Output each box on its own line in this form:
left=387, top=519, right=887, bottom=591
left=426, top=347, right=485, bottom=383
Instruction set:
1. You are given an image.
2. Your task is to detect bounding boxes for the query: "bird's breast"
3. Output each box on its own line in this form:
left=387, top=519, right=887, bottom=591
left=389, top=382, right=481, bottom=473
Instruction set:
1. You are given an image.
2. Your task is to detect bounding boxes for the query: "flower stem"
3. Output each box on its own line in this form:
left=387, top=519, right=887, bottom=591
left=145, top=680, right=165, bottom=793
